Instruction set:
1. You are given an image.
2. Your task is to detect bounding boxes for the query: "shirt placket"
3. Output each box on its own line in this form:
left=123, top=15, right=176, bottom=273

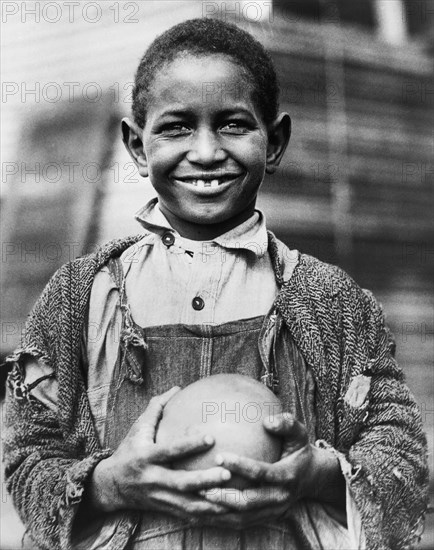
left=183, top=244, right=221, bottom=325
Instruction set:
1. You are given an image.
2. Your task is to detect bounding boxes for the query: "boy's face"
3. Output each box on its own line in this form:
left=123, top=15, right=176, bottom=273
left=123, top=53, right=290, bottom=239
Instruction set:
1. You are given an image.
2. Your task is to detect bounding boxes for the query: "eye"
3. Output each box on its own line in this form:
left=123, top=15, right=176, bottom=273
left=220, top=120, right=251, bottom=134
left=160, top=123, right=191, bottom=136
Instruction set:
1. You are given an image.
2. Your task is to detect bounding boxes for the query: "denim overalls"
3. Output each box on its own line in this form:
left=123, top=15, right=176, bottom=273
left=96, top=257, right=342, bottom=550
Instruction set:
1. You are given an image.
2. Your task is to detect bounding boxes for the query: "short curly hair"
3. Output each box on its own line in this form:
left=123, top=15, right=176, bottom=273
left=132, top=18, right=280, bottom=128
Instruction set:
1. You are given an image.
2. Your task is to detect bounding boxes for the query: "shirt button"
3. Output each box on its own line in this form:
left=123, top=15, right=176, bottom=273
left=192, top=296, right=205, bottom=311
left=162, top=232, right=175, bottom=247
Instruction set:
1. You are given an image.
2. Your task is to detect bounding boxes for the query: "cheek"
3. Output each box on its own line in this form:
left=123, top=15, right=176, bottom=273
left=236, top=135, right=267, bottom=167
left=146, top=140, right=182, bottom=170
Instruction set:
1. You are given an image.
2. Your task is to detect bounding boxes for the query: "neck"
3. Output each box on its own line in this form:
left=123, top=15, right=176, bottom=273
left=159, top=205, right=256, bottom=241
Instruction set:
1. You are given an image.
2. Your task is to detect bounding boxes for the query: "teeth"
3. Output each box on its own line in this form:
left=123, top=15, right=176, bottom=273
left=181, top=178, right=224, bottom=188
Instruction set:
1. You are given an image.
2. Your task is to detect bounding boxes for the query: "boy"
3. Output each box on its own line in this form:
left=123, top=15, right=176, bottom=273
left=3, top=18, right=429, bottom=550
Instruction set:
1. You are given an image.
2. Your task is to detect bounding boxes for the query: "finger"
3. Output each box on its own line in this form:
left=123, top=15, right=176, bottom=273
left=264, top=413, right=308, bottom=450
left=151, top=433, right=215, bottom=463
left=147, top=488, right=229, bottom=516
left=149, top=465, right=232, bottom=492
left=135, top=387, right=181, bottom=442
left=201, top=485, right=291, bottom=511
left=215, top=452, right=271, bottom=482
left=202, top=502, right=292, bottom=528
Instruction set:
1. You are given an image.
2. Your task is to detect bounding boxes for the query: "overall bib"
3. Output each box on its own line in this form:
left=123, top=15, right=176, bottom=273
left=101, top=257, right=327, bottom=550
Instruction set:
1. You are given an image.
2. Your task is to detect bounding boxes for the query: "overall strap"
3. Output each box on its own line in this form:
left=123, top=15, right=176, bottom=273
left=106, top=256, right=147, bottom=386
left=106, top=256, right=124, bottom=288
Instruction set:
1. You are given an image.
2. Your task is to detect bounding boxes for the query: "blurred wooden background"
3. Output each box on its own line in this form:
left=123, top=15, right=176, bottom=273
left=1, top=1, right=433, bottom=548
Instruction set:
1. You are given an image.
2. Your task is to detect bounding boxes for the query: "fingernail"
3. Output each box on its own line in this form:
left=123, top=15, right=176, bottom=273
left=215, top=454, right=223, bottom=465
left=204, top=435, right=214, bottom=445
left=267, top=416, right=279, bottom=427
left=222, top=470, right=231, bottom=481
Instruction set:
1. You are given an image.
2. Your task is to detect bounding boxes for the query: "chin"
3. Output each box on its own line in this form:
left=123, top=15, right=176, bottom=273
left=185, top=210, right=229, bottom=226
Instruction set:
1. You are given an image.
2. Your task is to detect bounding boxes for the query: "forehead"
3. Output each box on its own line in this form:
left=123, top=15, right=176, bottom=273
left=147, top=53, right=256, bottom=115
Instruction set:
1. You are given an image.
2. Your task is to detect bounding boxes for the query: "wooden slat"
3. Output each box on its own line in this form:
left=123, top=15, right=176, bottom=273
left=1, top=99, right=118, bottom=354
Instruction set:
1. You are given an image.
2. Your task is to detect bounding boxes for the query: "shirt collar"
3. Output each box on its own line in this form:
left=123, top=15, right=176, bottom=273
left=134, top=197, right=268, bottom=258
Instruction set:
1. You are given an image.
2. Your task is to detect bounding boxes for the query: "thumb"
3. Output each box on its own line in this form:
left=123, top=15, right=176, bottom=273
left=134, top=386, right=181, bottom=443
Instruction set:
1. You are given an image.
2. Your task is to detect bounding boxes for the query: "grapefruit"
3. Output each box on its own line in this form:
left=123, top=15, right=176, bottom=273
left=156, top=373, right=283, bottom=489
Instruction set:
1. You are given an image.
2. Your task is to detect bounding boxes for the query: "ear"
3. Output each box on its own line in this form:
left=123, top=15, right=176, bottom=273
left=265, top=113, right=291, bottom=174
left=121, top=117, right=148, bottom=178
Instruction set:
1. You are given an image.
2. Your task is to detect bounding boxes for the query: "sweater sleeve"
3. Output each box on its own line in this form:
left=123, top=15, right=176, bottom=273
left=3, top=350, right=114, bottom=550
left=340, top=289, right=429, bottom=550
left=1, top=264, right=133, bottom=550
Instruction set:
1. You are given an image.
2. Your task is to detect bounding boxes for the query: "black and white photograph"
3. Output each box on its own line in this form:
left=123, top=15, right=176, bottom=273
left=1, top=1, right=433, bottom=549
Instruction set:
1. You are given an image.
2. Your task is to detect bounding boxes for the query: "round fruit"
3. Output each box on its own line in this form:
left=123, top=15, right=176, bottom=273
left=156, top=373, right=283, bottom=489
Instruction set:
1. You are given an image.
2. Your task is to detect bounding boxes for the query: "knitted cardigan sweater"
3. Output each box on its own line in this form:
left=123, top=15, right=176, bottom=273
left=3, top=233, right=429, bottom=550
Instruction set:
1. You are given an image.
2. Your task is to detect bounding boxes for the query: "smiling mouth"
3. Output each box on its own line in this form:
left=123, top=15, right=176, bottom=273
left=174, top=175, right=243, bottom=189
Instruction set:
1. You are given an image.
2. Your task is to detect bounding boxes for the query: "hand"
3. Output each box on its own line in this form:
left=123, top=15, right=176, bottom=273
left=89, top=387, right=232, bottom=521
left=200, top=413, right=345, bottom=528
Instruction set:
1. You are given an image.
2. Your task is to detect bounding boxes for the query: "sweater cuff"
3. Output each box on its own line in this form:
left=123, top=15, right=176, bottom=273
left=54, top=450, right=124, bottom=550
left=316, top=440, right=366, bottom=549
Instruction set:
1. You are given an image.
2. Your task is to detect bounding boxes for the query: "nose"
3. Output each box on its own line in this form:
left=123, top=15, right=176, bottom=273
left=186, top=128, right=227, bottom=166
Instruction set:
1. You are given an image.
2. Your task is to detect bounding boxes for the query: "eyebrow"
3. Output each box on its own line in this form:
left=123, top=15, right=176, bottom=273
left=218, top=108, right=256, bottom=118
left=156, top=107, right=257, bottom=120
left=157, top=109, right=192, bottom=118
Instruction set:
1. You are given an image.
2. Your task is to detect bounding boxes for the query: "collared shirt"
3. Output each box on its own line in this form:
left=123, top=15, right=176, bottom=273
left=124, top=197, right=278, bottom=326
